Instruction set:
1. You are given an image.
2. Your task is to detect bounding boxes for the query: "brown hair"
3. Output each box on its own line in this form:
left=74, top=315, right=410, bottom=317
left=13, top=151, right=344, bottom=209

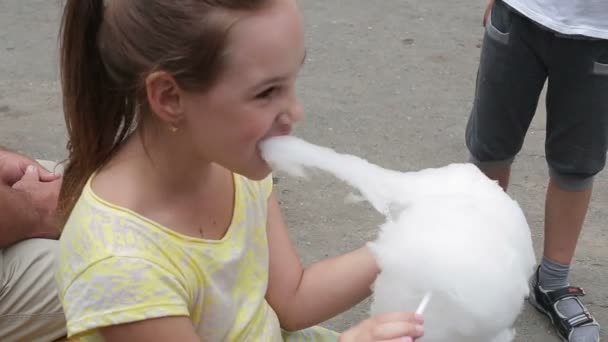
left=58, top=0, right=269, bottom=224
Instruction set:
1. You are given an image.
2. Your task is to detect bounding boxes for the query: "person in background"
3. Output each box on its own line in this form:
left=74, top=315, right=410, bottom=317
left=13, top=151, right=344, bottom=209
left=466, top=0, right=607, bottom=341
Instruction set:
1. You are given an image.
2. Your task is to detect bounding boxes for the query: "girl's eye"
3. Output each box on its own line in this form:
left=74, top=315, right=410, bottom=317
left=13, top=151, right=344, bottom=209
left=256, top=86, right=279, bottom=100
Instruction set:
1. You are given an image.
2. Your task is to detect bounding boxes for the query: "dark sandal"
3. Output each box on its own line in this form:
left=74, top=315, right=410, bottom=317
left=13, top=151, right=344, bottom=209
left=529, top=267, right=600, bottom=341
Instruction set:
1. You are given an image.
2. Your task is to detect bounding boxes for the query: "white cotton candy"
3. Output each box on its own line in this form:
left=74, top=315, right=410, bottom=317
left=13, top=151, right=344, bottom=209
left=260, top=136, right=537, bottom=342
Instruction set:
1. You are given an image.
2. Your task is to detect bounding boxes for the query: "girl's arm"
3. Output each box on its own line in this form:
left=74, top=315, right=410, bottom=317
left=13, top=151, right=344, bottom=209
left=100, top=316, right=200, bottom=342
left=265, top=190, right=380, bottom=331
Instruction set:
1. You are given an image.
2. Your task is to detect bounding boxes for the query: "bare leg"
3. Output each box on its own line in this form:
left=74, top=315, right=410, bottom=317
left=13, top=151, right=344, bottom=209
left=543, top=180, right=592, bottom=265
left=478, top=165, right=592, bottom=264
left=479, top=165, right=511, bottom=191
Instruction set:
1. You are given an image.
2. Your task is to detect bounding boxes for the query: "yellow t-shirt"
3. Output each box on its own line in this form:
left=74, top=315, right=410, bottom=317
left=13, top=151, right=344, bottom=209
left=56, top=173, right=338, bottom=341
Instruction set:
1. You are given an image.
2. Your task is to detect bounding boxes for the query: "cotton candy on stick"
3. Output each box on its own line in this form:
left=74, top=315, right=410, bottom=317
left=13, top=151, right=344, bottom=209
left=259, top=136, right=536, bottom=342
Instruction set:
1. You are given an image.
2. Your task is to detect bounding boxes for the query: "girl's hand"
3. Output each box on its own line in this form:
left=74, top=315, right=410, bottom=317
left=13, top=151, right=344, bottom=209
left=339, top=312, right=424, bottom=342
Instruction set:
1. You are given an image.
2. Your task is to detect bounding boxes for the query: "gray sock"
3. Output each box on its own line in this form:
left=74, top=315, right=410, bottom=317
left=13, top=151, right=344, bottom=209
left=539, top=257, right=599, bottom=342
left=539, top=257, right=569, bottom=290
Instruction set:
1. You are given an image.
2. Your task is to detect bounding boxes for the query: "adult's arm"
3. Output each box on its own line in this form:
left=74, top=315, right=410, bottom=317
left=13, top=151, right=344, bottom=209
left=0, top=182, right=40, bottom=248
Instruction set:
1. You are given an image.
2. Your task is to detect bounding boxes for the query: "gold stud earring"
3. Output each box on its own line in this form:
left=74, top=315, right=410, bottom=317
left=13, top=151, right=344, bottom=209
left=169, top=125, right=178, bottom=133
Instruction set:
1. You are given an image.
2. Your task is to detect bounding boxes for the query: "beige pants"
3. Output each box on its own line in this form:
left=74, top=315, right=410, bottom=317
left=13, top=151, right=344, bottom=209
left=0, top=239, right=66, bottom=342
left=0, top=160, right=66, bottom=342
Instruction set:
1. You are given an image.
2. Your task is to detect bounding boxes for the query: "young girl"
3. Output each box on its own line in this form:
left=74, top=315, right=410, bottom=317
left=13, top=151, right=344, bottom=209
left=55, top=0, right=425, bottom=341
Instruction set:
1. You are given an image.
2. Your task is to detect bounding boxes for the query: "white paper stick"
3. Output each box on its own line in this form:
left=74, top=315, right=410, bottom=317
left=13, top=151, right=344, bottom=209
left=416, top=291, right=433, bottom=315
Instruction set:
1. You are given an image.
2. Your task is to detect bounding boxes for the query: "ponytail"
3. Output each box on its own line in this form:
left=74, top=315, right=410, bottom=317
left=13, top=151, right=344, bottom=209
left=58, top=0, right=136, bottom=225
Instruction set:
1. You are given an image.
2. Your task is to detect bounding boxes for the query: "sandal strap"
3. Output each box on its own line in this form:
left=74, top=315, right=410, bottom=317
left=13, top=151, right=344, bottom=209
left=545, top=288, right=596, bottom=334
left=565, top=312, right=594, bottom=328
left=547, top=286, right=585, bottom=302
left=531, top=269, right=599, bottom=340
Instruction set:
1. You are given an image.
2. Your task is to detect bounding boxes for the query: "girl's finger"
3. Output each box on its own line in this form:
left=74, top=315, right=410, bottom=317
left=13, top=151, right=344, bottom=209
left=379, top=337, right=414, bottom=342
left=373, top=312, right=424, bottom=326
left=372, top=321, right=424, bottom=340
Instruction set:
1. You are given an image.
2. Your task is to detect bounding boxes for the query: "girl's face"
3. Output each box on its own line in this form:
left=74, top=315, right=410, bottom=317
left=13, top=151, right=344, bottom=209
left=180, top=0, right=306, bottom=180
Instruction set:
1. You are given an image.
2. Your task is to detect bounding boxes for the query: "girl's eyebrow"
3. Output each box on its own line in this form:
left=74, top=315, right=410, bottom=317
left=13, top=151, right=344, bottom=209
left=251, top=49, right=307, bottom=91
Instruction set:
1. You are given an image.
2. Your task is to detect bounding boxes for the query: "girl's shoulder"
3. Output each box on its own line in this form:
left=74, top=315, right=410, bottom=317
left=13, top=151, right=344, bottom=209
left=58, top=174, right=178, bottom=282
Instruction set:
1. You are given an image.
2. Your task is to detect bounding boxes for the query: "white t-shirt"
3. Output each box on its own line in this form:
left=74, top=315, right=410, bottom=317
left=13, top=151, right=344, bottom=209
left=503, top=0, right=608, bottom=39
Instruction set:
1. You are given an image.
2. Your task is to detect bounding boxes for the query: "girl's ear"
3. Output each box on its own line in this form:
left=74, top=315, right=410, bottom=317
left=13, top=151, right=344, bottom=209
left=145, top=71, right=185, bottom=126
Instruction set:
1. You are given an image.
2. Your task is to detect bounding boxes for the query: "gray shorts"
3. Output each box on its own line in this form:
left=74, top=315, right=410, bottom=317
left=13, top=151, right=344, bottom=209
left=465, top=0, right=608, bottom=191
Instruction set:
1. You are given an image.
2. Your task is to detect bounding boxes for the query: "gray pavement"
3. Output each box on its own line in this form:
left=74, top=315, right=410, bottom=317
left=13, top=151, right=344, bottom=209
left=1, top=0, right=606, bottom=341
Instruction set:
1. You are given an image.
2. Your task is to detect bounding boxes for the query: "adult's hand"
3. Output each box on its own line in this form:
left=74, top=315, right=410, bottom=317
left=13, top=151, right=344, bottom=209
left=483, top=0, right=496, bottom=27
left=0, top=149, right=60, bottom=186
left=12, top=166, right=63, bottom=239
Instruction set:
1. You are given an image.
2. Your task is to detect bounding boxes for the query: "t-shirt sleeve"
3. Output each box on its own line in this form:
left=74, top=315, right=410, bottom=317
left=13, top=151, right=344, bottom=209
left=61, top=256, right=191, bottom=338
